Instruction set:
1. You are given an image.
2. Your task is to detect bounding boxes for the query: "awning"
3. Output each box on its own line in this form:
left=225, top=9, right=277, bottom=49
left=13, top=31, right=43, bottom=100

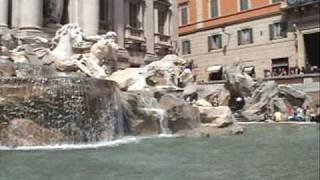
left=272, top=63, right=288, bottom=68
left=243, top=66, right=254, bottom=73
left=207, top=65, right=222, bottom=73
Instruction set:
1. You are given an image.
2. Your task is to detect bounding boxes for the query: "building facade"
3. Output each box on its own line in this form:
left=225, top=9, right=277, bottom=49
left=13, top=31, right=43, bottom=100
left=0, top=0, right=179, bottom=68
left=178, top=0, right=320, bottom=81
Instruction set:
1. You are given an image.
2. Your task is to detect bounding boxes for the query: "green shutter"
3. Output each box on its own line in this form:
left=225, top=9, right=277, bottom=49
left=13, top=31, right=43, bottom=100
left=240, top=0, right=249, bottom=11
left=211, top=0, right=218, bottom=18
left=208, top=36, right=212, bottom=51
left=181, top=7, right=188, bottom=25
left=188, top=41, right=191, bottom=54
left=269, top=24, right=274, bottom=40
left=249, top=29, right=253, bottom=43
left=218, top=35, right=222, bottom=48
left=237, top=30, right=241, bottom=45
left=281, top=22, right=288, bottom=38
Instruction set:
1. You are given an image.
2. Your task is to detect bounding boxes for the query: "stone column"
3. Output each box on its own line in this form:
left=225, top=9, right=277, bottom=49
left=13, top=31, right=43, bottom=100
left=145, top=0, right=154, bottom=54
left=0, top=0, right=9, bottom=28
left=69, top=0, right=99, bottom=36
left=154, top=7, right=159, bottom=34
left=82, top=0, right=99, bottom=36
left=68, top=0, right=80, bottom=24
left=164, top=11, right=170, bottom=35
left=114, top=0, right=125, bottom=48
left=170, top=1, right=179, bottom=53
left=297, top=31, right=306, bottom=67
left=12, top=0, right=43, bottom=30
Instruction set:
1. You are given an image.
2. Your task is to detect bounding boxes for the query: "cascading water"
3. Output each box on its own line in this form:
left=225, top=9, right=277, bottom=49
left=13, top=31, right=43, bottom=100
left=136, top=94, right=171, bottom=134
left=0, top=75, right=130, bottom=147
left=140, top=108, right=171, bottom=134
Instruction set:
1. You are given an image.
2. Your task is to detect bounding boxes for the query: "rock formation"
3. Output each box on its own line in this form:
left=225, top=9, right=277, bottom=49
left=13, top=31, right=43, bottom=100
left=224, top=64, right=308, bottom=121
left=108, top=54, right=194, bottom=91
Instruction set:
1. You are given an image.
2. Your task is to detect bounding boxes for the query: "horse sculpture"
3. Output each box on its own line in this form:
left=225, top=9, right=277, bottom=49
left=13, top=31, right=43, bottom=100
left=48, top=24, right=119, bottom=78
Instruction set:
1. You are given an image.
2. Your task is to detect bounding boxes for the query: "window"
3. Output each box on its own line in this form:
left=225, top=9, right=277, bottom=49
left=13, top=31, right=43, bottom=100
left=269, top=22, right=288, bottom=40
left=239, top=0, right=249, bottom=11
left=208, top=34, right=222, bottom=50
left=180, top=5, right=189, bottom=26
left=182, top=40, right=191, bottom=55
left=210, top=0, right=219, bottom=18
left=238, top=28, right=253, bottom=45
left=271, top=0, right=281, bottom=3
left=158, top=10, right=167, bottom=34
left=271, top=58, right=289, bottom=76
left=99, top=0, right=110, bottom=30
left=129, top=2, right=140, bottom=28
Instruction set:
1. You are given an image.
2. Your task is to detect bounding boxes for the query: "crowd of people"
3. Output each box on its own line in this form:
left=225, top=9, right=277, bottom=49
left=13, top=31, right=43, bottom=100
left=265, top=65, right=320, bottom=77
left=265, top=104, right=320, bottom=123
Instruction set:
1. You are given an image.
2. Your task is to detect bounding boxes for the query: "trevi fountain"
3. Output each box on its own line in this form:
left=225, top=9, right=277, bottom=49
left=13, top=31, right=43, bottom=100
left=0, top=24, right=318, bottom=180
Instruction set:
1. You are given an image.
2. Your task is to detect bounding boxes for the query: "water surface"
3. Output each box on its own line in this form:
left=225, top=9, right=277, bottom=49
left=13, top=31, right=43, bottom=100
left=0, top=124, right=319, bottom=180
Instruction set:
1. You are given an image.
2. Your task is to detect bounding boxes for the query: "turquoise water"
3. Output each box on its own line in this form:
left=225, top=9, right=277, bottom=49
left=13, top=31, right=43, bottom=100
left=0, top=124, right=319, bottom=180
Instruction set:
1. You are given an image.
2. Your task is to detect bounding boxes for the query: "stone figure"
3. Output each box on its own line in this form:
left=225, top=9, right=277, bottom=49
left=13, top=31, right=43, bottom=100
left=89, top=31, right=119, bottom=74
left=48, top=24, right=119, bottom=78
left=48, top=24, right=83, bottom=71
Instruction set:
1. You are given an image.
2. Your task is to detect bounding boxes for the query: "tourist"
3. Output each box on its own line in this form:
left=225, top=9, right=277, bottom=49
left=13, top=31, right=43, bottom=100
left=295, top=67, right=301, bottom=75
left=289, top=107, right=305, bottom=122
left=280, top=68, right=288, bottom=76
left=304, top=106, right=312, bottom=122
left=273, top=111, right=283, bottom=122
left=312, top=104, right=320, bottom=123
left=300, top=66, right=306, bottom=74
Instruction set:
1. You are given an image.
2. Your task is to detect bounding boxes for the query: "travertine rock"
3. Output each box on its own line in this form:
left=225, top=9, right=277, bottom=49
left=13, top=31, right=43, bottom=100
left=198, top=106, right=234, bottom=127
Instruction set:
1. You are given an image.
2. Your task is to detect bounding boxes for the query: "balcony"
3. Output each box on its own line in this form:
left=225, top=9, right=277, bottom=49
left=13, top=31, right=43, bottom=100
left=281, top=0, right=320, bottom=9
left=124, top=26, right=145, bottom=42
left=124, top=26, right=146, bottom=51
left=154, top=33, right=172, bottom=47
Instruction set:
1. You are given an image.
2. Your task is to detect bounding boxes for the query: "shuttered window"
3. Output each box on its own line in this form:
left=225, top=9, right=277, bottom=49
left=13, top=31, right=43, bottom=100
left=210, top=0, right=219, bottom=18
left=272, top=0, right=281, bottom=3
left=238, top=28, right=253, bottom=45
left=269, top=22, right=288, bottom=40
left=240, top=0, right=249, bottom=11
left=208, top=34, right=222, bottom=50
left=180, top=6, right=189, bottom=26
left=182, top=40, right=191, bottom=55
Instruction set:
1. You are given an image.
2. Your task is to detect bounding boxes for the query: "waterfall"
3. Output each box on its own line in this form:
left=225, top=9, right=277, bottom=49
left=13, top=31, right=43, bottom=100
left=140, top=108, right=171, bottom=134
left=0, top=76, right=127, bottom=146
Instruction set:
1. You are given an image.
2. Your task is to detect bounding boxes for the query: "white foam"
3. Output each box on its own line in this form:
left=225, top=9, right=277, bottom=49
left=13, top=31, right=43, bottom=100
left=0, top=134, right=179, bottom=151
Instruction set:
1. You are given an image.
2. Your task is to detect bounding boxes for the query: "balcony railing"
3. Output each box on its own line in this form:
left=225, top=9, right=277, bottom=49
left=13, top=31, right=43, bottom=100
left=154, top=33, right=171, bottom=47
left=124, top=26, right=145, bottom=42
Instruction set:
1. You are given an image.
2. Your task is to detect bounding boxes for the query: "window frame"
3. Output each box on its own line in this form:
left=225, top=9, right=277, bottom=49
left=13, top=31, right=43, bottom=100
left=182, top=40, right=191, bottom=55
left=269, top=0, right=281, bottom=4
left=179, top=4, right=189, bottom=26
left=269, top=21, right=288, bottom=40
left=237, top=28, right=254, bottom=45
left=238, top=0, right=251, bottom=12
left=208, top=34, right=223, bottom=51
left=209, top=0, right=220, bottom=18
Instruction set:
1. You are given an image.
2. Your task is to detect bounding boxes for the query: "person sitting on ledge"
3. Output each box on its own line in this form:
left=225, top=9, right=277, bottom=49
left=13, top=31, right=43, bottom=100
left=289, top=107, right=305, bottom=122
